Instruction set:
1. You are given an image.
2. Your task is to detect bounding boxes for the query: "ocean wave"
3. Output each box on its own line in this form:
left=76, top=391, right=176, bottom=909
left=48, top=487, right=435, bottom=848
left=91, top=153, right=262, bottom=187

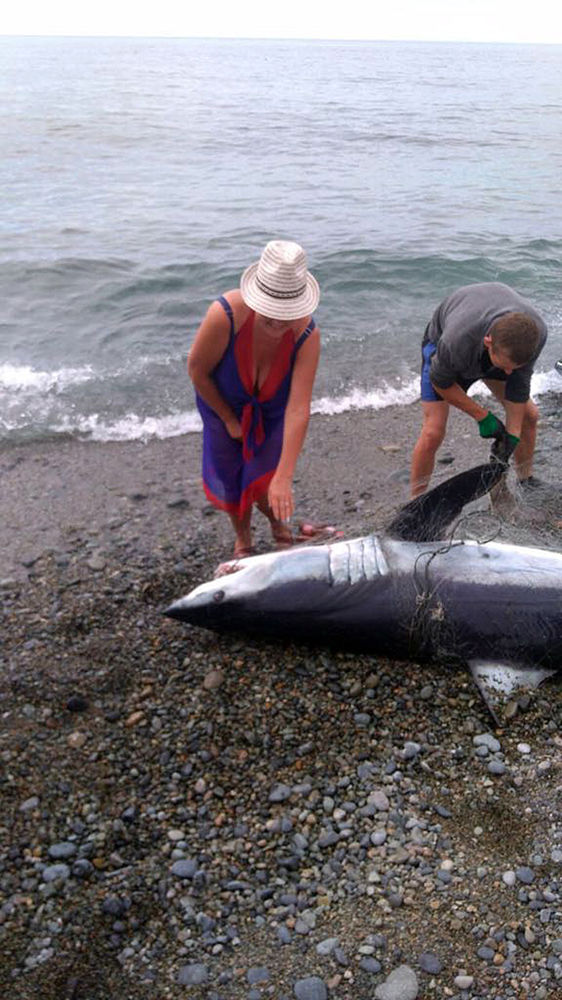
left=67, top=368, right=561, bottom=442
left=53, top=379, right=423, bottom=441
left=312, top=378, right=420, bottom=415
left=0, top=362, right=96, bottom=392
left=52, top=410, right=204, bottom=443
left=1, top=366, right=559, bottom=445
left=530, top=367, right=562, bottom=396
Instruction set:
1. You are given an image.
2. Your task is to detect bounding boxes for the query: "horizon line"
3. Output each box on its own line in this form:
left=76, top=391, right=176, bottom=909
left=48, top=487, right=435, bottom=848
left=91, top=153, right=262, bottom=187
left=2, top=33, right=562, bottom=46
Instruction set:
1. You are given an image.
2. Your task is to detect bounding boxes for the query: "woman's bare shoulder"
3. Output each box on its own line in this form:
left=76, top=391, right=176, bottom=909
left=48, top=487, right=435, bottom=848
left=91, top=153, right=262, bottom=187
left=220, top=289, right=250, bottom=327
left=296, top=316, right=320, bottom=337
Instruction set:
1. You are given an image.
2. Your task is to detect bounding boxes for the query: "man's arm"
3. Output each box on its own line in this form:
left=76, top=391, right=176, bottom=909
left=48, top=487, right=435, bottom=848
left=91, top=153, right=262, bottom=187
left=432, top=381, right=489, bottom=422
left=433, top=381, right=513, bottom=454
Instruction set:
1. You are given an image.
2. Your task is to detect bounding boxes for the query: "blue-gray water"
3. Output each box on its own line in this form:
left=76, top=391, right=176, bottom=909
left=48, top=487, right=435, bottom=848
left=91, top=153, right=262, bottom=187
left=2, top=36, right=561, bottom=443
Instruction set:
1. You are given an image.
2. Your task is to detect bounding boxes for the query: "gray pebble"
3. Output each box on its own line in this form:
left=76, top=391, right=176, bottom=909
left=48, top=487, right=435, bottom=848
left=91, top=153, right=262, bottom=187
left=473, top=733, right=501, bottom=752
left=454, top=975, right=474, bottom=989
left=516, top=866, right=535, bottom=884
left=374, top=964, right=419, bottom=999
left=318, top=830, right=339, bottom=848
left=488, top=760, right=506, bottom=775
left=247, top=966, right=270, bottom=984
left=418, top=951, right=442, bottom=974
left=358, top=762, right=375, bottom=779
left=371, top=790, right=390, bottom=811
left=86, top=552, right=106, bottom=571
left=269, top=783, right=292, bottom=803
left=316, top=937, right=339, bottom=956
left=72, top=859, right=94, bottom=879
left=360, top=957, right=382, bottom=973
left=42, top=863, right=70, bottom=883
left=477, top=946, right=495, bottom=961
left=277, top=926, right=292, bottom=945
left=19, top=796, right=40, bottom=812
left=177, top=963, right=208, bottom=985
left=293, top=977, right=328, bottom=1000
left=48, top=842, right=77, bottom=860
left=171, top=858, right=198, bottom=879
left=102, top=896, right=127, bottom=917
left=354, top=713, right=371, bottom=727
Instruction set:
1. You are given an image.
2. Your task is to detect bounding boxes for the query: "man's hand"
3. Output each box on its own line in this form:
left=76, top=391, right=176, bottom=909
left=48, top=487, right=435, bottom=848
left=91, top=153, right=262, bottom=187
left=477, top=411, right=507, bottom=441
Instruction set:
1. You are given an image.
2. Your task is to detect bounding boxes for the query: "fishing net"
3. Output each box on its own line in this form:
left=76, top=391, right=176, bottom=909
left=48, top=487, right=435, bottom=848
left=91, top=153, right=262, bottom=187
left=387, top=385, right=562, bottom=553
left=386, top=415, right=561, bottom=686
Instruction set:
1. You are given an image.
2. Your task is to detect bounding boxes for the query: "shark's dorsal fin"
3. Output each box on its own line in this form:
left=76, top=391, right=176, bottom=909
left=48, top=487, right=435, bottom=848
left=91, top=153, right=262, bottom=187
left=387, top=462, right=505, bottom=542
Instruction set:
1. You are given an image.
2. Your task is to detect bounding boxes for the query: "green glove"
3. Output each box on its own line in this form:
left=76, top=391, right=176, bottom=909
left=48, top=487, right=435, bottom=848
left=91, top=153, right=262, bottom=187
left=478, top=411, right=506, bottom=440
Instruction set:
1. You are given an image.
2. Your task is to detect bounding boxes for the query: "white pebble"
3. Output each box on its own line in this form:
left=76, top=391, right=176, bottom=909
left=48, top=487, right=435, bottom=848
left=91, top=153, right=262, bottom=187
left=454, top=974, right=474, bottom=989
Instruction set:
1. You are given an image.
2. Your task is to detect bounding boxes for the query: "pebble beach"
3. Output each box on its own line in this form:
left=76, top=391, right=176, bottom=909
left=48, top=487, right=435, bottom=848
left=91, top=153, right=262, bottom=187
left=1, top=396, right=561, bottom=1000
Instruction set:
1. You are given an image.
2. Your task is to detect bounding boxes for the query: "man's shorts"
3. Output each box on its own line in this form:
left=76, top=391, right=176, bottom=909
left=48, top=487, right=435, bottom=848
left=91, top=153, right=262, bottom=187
left=420, top=341, right=442, bottom=402
left=419, top=332, right=506, bottom=402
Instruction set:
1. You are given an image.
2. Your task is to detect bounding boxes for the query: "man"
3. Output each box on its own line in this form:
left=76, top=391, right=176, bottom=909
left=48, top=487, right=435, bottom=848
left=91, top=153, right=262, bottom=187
left=411, top=282, right=547, bottom=497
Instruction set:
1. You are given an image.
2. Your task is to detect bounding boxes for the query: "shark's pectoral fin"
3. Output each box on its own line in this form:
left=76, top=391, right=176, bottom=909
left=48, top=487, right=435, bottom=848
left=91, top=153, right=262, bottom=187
left=468, top=658, right=557, bottom=724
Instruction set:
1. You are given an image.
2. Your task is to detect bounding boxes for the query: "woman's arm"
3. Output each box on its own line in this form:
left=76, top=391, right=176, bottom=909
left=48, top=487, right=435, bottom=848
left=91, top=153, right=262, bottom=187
left=188, top=297, right=242, bottom=439
left=268, top=327, right=321, bottom=521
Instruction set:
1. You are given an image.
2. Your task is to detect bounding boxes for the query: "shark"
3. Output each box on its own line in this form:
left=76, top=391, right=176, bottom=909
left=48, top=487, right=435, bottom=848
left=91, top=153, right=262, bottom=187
left=165, top=463, right=562, bottom=721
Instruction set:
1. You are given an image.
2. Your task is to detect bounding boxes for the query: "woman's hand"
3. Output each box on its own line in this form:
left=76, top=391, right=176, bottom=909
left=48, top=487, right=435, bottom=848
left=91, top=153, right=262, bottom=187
left=224, top=416, right=243, bottom=440
left=268, top=473, right=294, bottom=523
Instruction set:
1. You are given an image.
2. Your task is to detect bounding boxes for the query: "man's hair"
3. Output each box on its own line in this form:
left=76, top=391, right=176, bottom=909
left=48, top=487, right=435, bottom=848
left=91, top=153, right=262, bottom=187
left=488, top=312, right=541, bottom=365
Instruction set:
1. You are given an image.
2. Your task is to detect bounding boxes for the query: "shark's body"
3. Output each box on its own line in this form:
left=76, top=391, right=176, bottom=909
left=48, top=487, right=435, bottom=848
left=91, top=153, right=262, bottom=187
left=166, top=533, right=562, bottom=718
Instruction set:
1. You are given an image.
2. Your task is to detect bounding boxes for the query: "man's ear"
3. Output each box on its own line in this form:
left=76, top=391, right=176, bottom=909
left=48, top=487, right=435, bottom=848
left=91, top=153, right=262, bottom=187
left=483, top=332, right=492, bottom=350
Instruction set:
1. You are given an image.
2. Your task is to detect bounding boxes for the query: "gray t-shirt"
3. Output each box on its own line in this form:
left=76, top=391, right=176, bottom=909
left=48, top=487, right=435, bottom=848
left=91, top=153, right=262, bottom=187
left=426, top=282, right=547, bottom=403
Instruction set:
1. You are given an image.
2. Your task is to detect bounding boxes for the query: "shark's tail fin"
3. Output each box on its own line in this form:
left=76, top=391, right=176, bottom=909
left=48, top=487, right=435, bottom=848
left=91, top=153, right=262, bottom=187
left=387, top=462, right=505, bottom=542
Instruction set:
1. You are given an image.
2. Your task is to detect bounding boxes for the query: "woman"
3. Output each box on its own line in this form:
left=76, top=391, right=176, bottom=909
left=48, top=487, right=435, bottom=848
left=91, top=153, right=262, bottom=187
left=189, top=240, right=337, bottom=564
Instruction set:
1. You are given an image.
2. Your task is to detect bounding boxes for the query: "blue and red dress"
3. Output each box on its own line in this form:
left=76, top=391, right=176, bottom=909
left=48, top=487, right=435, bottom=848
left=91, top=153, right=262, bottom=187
left=196, top=296, right=315, bottom=516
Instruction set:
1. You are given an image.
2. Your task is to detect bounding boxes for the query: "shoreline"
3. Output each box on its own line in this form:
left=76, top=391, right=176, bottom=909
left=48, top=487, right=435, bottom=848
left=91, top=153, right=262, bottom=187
left=1, top=392, right=561, bottom=584
left=1, top=396, right=561, bottom=999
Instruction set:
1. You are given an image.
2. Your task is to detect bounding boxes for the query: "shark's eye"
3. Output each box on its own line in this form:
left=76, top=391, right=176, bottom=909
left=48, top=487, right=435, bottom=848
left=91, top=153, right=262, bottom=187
left=213, top=590, right=225, bottom=603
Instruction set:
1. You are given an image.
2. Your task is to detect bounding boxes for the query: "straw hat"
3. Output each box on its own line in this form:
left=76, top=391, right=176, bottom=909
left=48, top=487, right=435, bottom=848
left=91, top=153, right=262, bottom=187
left=240, top=240, right=320, bottom=320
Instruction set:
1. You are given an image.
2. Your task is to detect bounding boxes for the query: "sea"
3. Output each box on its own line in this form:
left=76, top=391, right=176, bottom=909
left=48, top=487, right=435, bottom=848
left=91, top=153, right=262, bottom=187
left=2, top=35, right=562, bottom=445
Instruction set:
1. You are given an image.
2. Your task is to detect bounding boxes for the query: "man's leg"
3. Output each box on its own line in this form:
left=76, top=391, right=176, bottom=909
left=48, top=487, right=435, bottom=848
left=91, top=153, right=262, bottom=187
left=410, top=400, right=450, bottom=497
left=484, top=380, right=539, bottom=481
left=512, top=401, right=538, bottom=480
